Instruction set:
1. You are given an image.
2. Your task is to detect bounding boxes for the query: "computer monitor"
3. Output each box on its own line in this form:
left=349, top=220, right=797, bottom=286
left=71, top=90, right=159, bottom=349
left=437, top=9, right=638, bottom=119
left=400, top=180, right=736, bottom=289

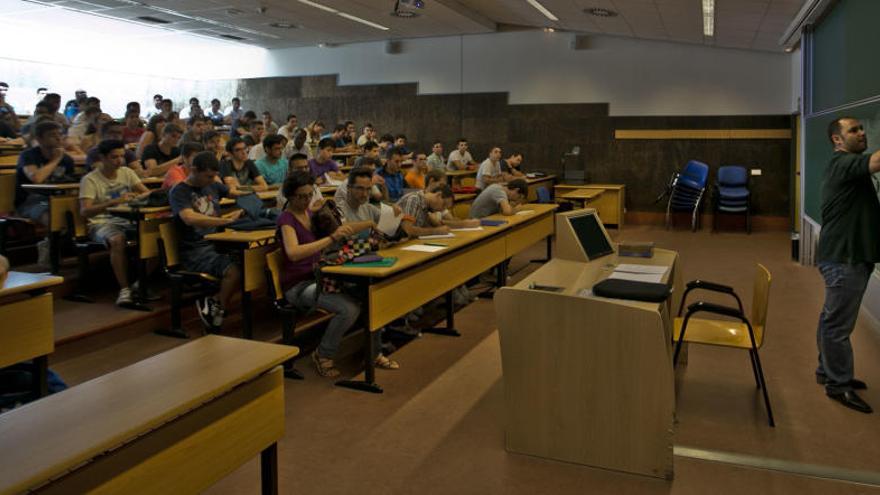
left=554, top=209, right=615, bottom=262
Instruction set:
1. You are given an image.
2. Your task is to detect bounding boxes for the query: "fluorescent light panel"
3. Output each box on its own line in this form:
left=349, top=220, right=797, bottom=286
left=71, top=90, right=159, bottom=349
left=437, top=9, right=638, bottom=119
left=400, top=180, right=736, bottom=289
left=526, top=0, right=558, bottom=22
left=298, top=0, right=390, bottom=31
left=702, top=0, right=714, bottom=37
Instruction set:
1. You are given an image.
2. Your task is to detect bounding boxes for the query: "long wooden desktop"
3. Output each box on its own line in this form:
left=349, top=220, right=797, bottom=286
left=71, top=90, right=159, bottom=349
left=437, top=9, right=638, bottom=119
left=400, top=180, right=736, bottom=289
left=0, top=335, right=297, bottom=495
left=495, top=209, right=679, bottom=479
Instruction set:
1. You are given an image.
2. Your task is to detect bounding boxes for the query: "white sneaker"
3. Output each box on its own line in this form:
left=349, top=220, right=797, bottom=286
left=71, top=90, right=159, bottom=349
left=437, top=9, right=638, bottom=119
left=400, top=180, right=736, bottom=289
left=211, top=304, right=225, bottom=329
left=116, top=287, right=133, bottom=306
left=196, top=297, right=213, bottom=331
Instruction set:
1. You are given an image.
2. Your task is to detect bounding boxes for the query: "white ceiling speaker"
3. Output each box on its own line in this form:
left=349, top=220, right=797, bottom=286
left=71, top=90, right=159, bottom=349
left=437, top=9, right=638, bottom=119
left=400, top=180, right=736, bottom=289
left=571, top=34, right=591, bottom=50
left=385, top=39, right=403, bottom=54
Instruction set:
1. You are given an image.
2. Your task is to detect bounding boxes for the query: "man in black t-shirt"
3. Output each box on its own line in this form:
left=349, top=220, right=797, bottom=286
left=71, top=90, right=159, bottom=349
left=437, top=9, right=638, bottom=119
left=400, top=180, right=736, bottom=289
left=142, top=123, right=182, bottom=178
left=169, top=152, right=242, bottom=331
left=15, top=121, right=75, bottom=224
left=815, top=117, right=880, bottom=414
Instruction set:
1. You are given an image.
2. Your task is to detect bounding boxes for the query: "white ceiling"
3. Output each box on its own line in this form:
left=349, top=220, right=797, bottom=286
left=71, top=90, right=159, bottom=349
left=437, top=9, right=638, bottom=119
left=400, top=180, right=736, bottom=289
left=3, top=0, right=805, bottom=52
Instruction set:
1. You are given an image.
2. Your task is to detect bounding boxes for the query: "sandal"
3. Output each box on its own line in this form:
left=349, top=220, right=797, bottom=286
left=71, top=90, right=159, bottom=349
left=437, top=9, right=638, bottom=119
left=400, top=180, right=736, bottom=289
left=374, top=354, right=400, bottom=370
left=312, top=350, right=341, bottom=378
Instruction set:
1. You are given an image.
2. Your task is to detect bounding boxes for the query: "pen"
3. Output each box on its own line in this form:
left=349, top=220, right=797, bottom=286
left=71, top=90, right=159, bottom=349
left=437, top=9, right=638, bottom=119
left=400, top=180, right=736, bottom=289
left=424, top=242, right=447, bottom=247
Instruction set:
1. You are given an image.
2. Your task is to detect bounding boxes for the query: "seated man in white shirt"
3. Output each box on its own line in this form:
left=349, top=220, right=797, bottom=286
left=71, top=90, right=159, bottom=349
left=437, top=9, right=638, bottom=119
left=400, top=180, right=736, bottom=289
left=446, top=138, right=477, bottom=171
left=278, top=113, right=300, bottom=141
left=357, top=123, right=376, bottom=147
left=475, top=147, right=504, bottom=191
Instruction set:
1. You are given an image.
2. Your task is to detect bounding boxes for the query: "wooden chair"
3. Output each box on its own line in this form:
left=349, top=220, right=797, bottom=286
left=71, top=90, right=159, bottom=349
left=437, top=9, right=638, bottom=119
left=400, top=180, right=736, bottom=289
left=0, top=174, right=43, bottom=258
left=156, top=222, right=219, bottom=339
left=264, top=249, right=334, bottom=380
left=672, top=264, right=774, bottom=426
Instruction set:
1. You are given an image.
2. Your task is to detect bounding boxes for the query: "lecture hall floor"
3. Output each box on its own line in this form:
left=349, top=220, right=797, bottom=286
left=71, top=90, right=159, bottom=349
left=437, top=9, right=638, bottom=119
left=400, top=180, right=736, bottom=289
left=50, top=226, right=880, bottom=494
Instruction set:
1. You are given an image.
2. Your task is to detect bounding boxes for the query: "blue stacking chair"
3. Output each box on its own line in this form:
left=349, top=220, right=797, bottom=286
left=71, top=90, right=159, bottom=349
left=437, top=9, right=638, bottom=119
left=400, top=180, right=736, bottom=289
left=666, top=160, right=709, bottom=232
left=535, top=186, right=552, bottom=204
left=713, top=166, right=751, bottom=233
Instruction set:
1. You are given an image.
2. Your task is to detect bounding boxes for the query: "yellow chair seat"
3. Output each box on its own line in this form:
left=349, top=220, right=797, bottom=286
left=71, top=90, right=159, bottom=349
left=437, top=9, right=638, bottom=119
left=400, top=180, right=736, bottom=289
left=674, top=317, right=764, bottom=349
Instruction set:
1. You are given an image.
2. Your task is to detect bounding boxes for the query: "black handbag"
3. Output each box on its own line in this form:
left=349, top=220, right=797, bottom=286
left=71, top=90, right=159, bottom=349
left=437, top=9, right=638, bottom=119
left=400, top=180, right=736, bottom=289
left=592, top=278, right=671, bottom=303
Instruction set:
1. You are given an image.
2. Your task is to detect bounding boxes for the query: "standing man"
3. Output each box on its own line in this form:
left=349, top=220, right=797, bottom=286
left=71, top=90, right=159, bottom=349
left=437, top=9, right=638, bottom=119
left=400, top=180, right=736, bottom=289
left=815, top=117, right=880, bottom=414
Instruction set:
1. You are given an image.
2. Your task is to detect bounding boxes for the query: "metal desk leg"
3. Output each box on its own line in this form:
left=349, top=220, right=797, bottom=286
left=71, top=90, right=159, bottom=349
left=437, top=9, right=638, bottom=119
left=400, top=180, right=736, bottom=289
left=49, top=230, right=61, bottom=274
left=530, top=236, right=552, bottom=263
left=242, top=290, right=253, bottom=339
left=260, top=443, right=278, bottom=495
left=424, top=291, right=461, bottom=337
left=33, top=355, right=48, bottom=398
left=336, top=281, right=383, bottom=393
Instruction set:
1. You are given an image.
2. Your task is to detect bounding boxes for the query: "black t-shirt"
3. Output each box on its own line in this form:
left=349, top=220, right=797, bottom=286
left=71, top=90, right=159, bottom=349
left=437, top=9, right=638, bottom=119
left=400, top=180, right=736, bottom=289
left=817, top=151, right=880, bottom=264
left=0, top=120, right=16, bottom=139
left=169, top=181, right=229, bottom=250
left=142, top=144, right=180, bottom=166
left=14, top=147, right=76, bottom=206
left=219, top=159, right=262, bottom=186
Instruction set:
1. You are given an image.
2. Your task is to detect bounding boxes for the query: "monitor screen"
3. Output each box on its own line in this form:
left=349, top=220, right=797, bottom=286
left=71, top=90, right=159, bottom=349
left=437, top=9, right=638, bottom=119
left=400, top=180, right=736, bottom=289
left=568, top=213, right=614, bottom=260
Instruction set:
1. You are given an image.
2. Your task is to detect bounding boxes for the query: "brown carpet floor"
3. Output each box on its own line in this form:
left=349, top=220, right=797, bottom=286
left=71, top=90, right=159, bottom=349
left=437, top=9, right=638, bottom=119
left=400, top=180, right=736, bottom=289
left=49, top=226, right=880, bottom=494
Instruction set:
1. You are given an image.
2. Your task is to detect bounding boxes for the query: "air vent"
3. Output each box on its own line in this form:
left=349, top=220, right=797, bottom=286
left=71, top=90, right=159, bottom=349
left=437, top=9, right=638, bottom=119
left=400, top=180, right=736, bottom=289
left=390, top=10, right=418, bottom=18
left=585, top=7, right=618, bottom=17
left=269, top=22, right=297, bottom=28
left=219, top=33, right=246, bottom=40
left=136, top=15, right=172, bottom=24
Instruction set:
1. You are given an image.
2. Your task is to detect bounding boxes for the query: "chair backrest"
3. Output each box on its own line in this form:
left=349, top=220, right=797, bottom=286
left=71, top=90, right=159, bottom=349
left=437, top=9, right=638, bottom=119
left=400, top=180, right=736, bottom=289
left=751, top=264, right=771, bottom=346
left=681, top=160, right=710, bottom=188
left=65, top=206, right=88, bottom=239
left=265, top=249, right=285, bottom=303
left=158, top=221, right=181, bottom=269
left=0, top=175, right=15, bottom=213
left=460, top=177, right=476, bottom=187
left=536, top=186, right=551, bottom=204
left=718, top=166, right=748, bottom=187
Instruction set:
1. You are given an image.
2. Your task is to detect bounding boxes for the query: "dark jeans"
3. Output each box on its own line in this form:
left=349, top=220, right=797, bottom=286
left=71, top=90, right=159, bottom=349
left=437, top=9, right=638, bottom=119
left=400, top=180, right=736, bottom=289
left=816, top=261, right=875, bottom=393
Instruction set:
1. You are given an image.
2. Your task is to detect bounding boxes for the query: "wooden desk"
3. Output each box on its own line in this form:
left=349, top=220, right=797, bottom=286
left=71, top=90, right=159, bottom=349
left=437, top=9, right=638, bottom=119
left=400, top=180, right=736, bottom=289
left=0, top=272, right=64, bottom=399
left=452, top=193, right=476, bottom=219
left=555, top=184, right=626, bottom=227
left=323, top=203, right=558, bottom=393
left=558, top=188, right=603, bottom=209
left=319, top=185, right=338, bottom=197
left=22, top=183, right=80, bottom=273
left=495, top=251, right=681, bottom=479
left=524, top=175, right=557, bottom=202
left=446, top=169, right=477, bottom=187
left=204, top=229, right=276, bottom=340
left=0, top=335, right=297, bottom=495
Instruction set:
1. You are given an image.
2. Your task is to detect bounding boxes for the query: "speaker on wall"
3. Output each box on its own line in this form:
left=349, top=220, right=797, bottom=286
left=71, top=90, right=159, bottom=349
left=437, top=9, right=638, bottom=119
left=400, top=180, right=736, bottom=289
left=385, top=40, right=403, bottom=54
left=571, top=34, right=591, bottom=50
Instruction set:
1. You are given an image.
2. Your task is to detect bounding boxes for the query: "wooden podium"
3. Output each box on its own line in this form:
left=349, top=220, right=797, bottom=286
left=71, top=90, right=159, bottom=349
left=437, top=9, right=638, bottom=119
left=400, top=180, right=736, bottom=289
left=495, top=240, right=680, bottom=479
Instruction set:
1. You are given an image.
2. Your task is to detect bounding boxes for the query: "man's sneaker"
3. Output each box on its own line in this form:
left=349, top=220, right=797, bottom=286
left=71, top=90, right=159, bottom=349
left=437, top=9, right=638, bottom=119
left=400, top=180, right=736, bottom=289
left=211, top=305, right=225, bottom=329
left=36, top=238, right=50, bottom=269
left=116, top=287, right=133, bottom=307
left=196, top=297, right=215, bottom=332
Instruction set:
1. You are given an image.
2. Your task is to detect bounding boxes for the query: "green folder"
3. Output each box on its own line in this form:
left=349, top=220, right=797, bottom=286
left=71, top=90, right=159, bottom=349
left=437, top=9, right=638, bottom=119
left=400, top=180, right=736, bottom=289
left=343, top=257, right=398, bottom=268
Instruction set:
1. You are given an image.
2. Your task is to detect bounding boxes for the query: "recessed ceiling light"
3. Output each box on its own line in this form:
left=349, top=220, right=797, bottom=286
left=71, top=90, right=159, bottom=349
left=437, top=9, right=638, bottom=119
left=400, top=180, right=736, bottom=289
left=702, top=0, right=715, bottom=37
left=585, top=7, right=618, bottom=18
left=526, top=0, right=558, bottom=22
left=269, top=22, right=297, bottom=28
left=390, top=10, right=419, bottom=18
left=298, top=0, right=390, bottom=31
left=784, top=46, right=793, bottom=53
left=543, top=27, right=555, bottom=33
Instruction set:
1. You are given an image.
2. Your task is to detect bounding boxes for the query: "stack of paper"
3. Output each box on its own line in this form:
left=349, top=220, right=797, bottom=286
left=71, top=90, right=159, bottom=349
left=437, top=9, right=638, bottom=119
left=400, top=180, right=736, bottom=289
left=402, top=244, right=447, bottom=253
left=377, top=203, right=403, bottom=236
left=608, top=264, right=668, bottom=284
left=418, top=233, right=455, bottom=239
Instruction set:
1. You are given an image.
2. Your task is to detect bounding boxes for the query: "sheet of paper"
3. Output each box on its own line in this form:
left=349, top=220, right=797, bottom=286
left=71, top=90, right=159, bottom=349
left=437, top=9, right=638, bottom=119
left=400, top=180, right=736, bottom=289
left=608, top=272, right=664, bottom=284
left=614, top=264, right=668, bottom=275
left=323, top=174, right=344, bottom=186
left=418, top=233, right=455, bottom=239
left=516, top=210, right=535, bottom=215
left=401, top=244, right=447, bottom=253
left=450, top=227, right=484, bottom=232
left=377, top=203, right=403, bottom=237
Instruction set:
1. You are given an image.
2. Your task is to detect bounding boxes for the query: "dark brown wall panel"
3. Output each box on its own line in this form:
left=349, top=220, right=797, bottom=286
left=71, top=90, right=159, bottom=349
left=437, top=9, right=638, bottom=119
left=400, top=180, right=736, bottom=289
left=234, top=76, right=791, bottom=216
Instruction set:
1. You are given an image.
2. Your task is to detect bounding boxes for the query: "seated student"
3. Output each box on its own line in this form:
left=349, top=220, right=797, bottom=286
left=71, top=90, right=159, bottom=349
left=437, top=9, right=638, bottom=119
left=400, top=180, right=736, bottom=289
left=334, top=158, right=385, bottom=206
left=85, top=120, right=141, bottom=172
left=276, top=153, right=316, bottom=208
left=353, top=141, right=380, bottom=168
left=427, top=141, right=445, bottom=172
left=180, top=97, right=204, bottom=120
left=377, top=134, right=394, bottom=161
left=475, top=147, right=504, bottom=191
left=277, top=113, right=300, bottom=141
left=357, top=123, right=376, bottom=147
left=309, top=138, right=344, bottom=185
left=378, top=147, right=406, bottom=202
left=15, top=121, right=75, bottom=265
left=397, top=185, right=455, bottom=237
left=405, top=152, right=429, bottom=190
left=207, top=99, right=225, bottom=126
left=501, top=152, right=525, bottom=178
left=284, top=128, right=311, bottom=160
left=0, top=108, right=22, bottom=145
left=231, top=110, right=256, bottom=139
left=244, top=120, right=267, bottom=159
left=342, top=120, right=357, bottom=146
left=423, top=170, right=481, bottom=229
left=79, top=139, right=150, bottom=306
left=277, top=171, right=398, bottom=377
left=447, top=138, right=477, bottom=171
left=122, top=110, right=145, bottom=145
left=469, top=179, right=528, bottom=218
left=262, top=111, right=279, bottom=135
left=255, top=134, right=288, bottom=185
left=20, top=101, right=51, bottom=138
left=142, top=123, right=182, bottom=177
left=394, top=134, right=413, bottom=159
left=338, top=167, right=382, bottom=225
left=181, top=116, right=206, bottom=144
left=202, top=130, right=224, bottom=161
left=76, top=113, right=114, bottom=155
left=305, top=120, right=325, bottom=148
left=67, top=105, right=101, bottom=144
left=224, top=97, right=243, bottom=125
left=136, top=115, right=166, bottom=160
left=163, top=141, right=204, bottom=190
left=322, top=123, right=348, bottom=149
left=219, top=137, right=268, bottom=193
left=169, top=152, right=243, bottom=331
left=41, top=93, right=70, bottom=131
left=159, top=98, right=175, bottom=122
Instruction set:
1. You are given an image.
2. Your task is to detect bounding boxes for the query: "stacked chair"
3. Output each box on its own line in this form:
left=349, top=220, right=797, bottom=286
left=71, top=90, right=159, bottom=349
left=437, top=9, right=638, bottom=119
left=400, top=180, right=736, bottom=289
left=665, top=160, right=709, bottom=232
left=713, top=165, right=751, bottom=233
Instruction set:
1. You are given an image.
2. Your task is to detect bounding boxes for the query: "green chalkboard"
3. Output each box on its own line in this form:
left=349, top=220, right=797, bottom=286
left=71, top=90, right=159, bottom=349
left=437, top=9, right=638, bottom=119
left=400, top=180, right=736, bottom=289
left=804, top=104, right=880, bottom=222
